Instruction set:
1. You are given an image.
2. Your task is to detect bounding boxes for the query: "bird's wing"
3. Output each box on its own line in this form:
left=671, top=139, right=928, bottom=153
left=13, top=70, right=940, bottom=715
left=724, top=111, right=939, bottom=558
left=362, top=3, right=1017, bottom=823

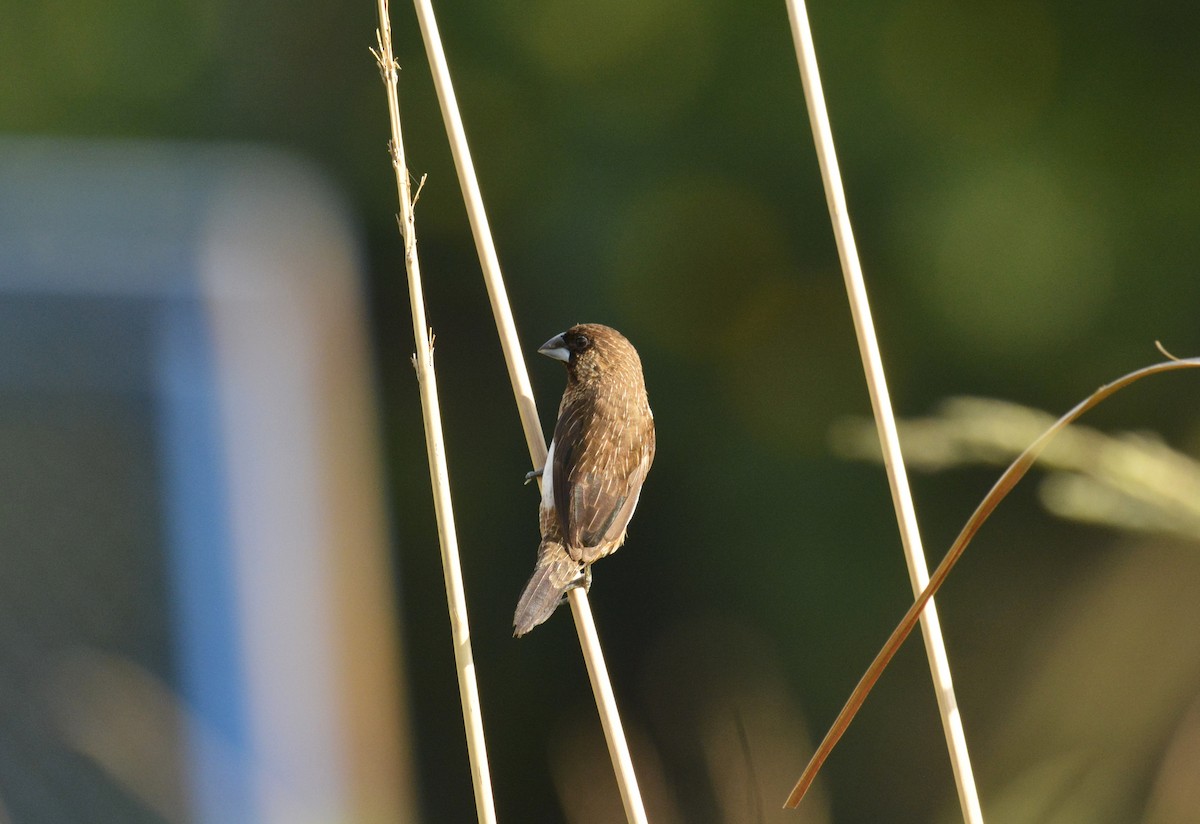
left=552, top=401, right=655, bottom=551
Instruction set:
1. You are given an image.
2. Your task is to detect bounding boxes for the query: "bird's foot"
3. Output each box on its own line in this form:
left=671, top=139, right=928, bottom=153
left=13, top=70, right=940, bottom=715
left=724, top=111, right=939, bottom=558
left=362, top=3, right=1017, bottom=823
left=558, top=565, right=592, bottom=604
left=524, top=467, right=544, bottom=485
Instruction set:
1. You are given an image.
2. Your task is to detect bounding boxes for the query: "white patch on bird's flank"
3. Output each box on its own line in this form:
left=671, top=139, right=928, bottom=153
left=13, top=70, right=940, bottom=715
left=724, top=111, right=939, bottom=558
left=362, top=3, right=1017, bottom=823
left=541, top=440, right=556, bottom=511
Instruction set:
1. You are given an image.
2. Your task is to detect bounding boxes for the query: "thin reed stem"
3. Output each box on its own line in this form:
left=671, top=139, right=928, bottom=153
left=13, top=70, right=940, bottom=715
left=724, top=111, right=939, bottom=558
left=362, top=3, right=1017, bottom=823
left=372, top=2, right=496, bottom=822
left=408, top=1, right=648, bottom=821
left=782, top=1, right=984, bottom=819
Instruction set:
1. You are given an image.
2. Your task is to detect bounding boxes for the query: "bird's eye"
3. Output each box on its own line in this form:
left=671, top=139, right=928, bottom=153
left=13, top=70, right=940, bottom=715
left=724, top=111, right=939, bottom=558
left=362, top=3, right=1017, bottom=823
left=573, top=334, right=590, bottom=350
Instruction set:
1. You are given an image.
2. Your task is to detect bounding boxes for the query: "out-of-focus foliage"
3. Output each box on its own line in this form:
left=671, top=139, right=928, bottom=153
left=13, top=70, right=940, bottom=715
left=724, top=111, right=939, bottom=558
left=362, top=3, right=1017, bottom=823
left=835, top=397, right=1200, bottom=541
left=4, top=0, right=1199, bottom=821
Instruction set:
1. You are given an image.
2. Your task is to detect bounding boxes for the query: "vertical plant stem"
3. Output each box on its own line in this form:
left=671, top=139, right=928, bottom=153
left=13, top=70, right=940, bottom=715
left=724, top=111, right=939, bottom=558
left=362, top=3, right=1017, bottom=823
left=408, top=1, right=648, bottom=821
left=372, top=3, right=497, bottom=822
left=411, top=0, right=543, bottom=467
left=782, top=1, right=984, bottom=820
left=568, top=587, right=649, bottom=824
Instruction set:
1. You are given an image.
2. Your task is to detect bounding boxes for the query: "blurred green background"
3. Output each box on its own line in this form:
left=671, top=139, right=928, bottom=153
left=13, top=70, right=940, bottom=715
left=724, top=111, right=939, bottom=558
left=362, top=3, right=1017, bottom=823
left=5, top=0, right=1200, bottom=821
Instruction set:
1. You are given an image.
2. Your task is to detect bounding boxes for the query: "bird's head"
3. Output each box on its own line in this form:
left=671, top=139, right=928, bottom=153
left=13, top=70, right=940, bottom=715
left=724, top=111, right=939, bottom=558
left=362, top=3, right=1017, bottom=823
left=538, top=323, right=642, bottom=387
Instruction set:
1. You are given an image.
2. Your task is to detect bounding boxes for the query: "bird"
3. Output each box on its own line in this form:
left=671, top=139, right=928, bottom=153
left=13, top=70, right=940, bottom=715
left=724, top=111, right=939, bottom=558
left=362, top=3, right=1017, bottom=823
left=513, top=323, right=655, bottom=636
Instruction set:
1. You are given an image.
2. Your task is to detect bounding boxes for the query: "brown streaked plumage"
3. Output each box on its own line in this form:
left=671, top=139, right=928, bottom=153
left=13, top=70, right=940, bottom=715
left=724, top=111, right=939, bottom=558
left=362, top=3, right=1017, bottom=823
left=513, top=324, right=655, bottom=636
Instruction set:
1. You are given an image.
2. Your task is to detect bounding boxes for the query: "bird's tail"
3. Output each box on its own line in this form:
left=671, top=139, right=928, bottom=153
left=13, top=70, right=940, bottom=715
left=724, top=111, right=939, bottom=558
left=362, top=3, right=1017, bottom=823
left=513, top=541, right=582, bottom=637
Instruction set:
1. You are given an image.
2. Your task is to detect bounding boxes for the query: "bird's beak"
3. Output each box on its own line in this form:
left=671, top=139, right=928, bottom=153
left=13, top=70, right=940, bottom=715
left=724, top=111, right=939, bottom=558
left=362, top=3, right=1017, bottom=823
left=538, top=333, right=570, bottom=363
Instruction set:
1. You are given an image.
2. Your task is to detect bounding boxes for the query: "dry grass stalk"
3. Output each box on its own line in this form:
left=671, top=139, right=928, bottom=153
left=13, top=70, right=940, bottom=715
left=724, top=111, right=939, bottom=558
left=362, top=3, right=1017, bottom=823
left=371, top=2, right=497, bottom=821
left=782, top=0, right=984, bottom=818
left=407, top=0, right=648, bottom=820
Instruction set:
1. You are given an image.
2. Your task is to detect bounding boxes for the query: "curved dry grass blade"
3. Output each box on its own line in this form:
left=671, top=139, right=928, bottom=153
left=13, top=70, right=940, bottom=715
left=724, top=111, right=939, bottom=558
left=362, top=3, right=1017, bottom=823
left=785, top=354, right=1200, bottom=809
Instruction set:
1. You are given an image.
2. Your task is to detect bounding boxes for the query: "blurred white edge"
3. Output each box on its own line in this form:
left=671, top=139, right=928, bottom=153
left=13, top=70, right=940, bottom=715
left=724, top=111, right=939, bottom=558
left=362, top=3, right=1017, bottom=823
left=0, top=137, right=417, bottom=824
left=198, top=145, right=414, bottom=824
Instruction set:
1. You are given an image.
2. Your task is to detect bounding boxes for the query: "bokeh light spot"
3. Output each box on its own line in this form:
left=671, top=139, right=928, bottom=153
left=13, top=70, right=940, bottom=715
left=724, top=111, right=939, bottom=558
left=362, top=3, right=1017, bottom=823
left=503, top=0, right=715, bottom=129
left=882, top=0, right=1059, bottom=141
left=610, top=178, right=861, bottom=449
left=609, top=178, right=794, bottom=355
left=901, top=157, right=1115, bottom=359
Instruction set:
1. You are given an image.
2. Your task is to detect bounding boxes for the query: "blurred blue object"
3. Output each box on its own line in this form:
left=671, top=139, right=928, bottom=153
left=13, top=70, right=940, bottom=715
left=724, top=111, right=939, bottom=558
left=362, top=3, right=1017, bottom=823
left=0, top=138, right=415, bottom=823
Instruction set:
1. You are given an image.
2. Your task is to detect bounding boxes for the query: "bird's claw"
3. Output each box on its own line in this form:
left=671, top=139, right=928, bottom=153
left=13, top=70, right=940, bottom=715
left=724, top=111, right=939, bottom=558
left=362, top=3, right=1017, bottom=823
left=557, top=565, right=592, bottom=605
left=524, top=467, right=544, bottom=485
